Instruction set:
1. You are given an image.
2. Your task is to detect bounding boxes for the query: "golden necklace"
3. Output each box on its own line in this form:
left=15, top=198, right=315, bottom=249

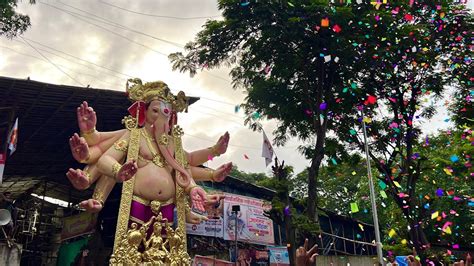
left=140, top=128, right=166, bottom=168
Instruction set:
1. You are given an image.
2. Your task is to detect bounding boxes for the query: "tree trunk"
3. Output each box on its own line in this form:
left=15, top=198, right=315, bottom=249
left=285, top=213, right=296, bottom=265
left=307, top=151, right=323, bottom=223
left=408, top=220, right=430, bottom=253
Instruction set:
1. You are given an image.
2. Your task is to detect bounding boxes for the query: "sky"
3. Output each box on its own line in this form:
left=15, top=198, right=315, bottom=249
left=1, top=0, right=472, bottom=175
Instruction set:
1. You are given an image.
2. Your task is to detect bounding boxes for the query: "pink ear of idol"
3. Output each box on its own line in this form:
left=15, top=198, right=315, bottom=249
left=128, top=101, right=146, bottom=126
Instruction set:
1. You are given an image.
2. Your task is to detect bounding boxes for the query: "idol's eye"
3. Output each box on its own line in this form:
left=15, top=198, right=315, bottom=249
left=160, top=101, right=171, bottom=117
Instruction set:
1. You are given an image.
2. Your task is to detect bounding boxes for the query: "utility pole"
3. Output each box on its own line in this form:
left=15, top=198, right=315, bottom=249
left=232, top=205, right=240, bottom=265
left=361, top=109, right=384, bottom=265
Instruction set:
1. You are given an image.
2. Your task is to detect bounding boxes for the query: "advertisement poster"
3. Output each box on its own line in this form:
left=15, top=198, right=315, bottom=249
left=223, top=193, right=274, bottom=245
left=60, top=212, right=97, bottom=241
left=268, top=246, right=290, bottom=266
left=186, top=194, right=224, bottom=238
left=192, top=255, right=234, bottom=266
left=229, top=248, right=269, bottom=265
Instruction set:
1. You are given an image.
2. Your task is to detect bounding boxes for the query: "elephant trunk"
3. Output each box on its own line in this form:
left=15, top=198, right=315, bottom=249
left=153, top=119, right=191, bottom=188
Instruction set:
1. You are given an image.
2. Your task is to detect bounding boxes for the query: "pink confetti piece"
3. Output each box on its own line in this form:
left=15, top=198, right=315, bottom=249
left=442, top=221, right=452, bottom=231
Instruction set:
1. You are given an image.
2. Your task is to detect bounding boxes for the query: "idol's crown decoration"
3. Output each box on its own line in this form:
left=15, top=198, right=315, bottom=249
left=126, top=78, right=188, bottom=112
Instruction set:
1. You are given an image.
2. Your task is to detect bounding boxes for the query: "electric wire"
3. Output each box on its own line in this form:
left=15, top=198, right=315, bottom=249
left=20, top=37, right=135, bottom=79
left=39, top=1, right=168, bottom=56
left=39, top=1, right=231, bottom=83
left=12, top=39, right=129, bottom=83
left=56, top=0, right=186, bottom=48
left=2, top=45, right=124, bottom=89
left=10, top=38, right=238, bottom=109
left=99, top=0, right=222, bottom=20
left=20, top=36, right=85, bottom=87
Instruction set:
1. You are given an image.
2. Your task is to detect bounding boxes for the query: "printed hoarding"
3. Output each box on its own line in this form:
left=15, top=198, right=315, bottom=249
left=223, top=193, right=274, bottom=245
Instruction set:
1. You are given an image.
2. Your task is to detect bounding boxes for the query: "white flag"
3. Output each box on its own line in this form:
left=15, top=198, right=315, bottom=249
left=262, top=131, right=274, bottom=167
left=0, top=152, right=6, bottom=184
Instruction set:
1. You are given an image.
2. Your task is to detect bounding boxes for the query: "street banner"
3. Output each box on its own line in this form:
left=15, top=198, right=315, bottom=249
left=268, top=246, right=290, bottom=266
left=223, top=193, right=274, bottom=245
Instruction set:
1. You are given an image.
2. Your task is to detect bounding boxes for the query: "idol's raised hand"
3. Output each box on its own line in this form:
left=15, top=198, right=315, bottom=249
left=69, top=133, right=90, bottom=163
left=212, top=162, right=233, bottom=182
left=214, top=131, right=230, bottom=156
left=116, top=160, right=138, bottom=182
left=77, top=101, right=97, bottom=133
left=189, top=186, right=207, bottom=213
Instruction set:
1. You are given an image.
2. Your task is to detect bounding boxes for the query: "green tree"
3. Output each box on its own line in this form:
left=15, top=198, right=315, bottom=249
left=331, top=0, right=472, bottom=252
left=170, top=0, right=368, bottom=226
left=229, top=165, right=270, bottom=184
left=1, top=0, right=34, bottom=38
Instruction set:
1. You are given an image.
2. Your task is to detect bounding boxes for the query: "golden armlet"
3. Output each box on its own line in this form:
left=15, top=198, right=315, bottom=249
left=113, top=139, right=128, bottom=152
left=185, top=184, right=198, bottom=193
left=79, top=153, right=91, bottom=164
left=92, top=189, right=105, bottom=207
left=82, top=169, right=91, bottom=182
left=112, top=162, right=122, bottom=178
left=158, top=134, right=169, bottom=146
left=207, top=168, right=215, bottom=181
left=209, top=145, right=220, bottom=157
left=81, top=127, right=96, bottom=137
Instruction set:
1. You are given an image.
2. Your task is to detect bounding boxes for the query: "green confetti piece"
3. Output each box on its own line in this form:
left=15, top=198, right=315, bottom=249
left=378, top=180, right=387, bottom=190
left=350, top=202, right=359, bottom=213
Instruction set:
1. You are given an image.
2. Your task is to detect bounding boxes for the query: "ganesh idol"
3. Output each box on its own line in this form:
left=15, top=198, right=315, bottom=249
left=66, top=79, right=232, bottom=264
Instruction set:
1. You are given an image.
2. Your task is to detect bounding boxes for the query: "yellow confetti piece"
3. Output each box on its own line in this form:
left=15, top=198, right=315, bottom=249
left=431, top=211, right=439, bottom=219
left=389, top=229, right=396, bottom=238
left=444, top=226, right=452, bottom=234
left=401, top=239, right=407, bottom=245
left=443, top=168, right=452, bottom=176
left=358, top=223, right=364, bottom=231
left=380, top=190, right=387, bottom=198
left=393, top=181, right=402, bottom=188
left=363, top=117, right=372, bottom=123
left=352, top=171, right=357, bottom=175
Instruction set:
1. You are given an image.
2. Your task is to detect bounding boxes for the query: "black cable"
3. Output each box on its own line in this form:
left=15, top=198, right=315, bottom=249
left=99, top=0, right=222, bottom=20
left=20, top=36, right=85, bottom=87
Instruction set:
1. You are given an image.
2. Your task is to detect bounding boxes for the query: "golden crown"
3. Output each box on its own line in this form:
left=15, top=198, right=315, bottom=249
left=126, top=78, right=188, bottom=112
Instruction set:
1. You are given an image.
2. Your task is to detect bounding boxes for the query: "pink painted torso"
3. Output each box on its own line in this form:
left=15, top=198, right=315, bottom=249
left=134, top=137, right=176, bottom=202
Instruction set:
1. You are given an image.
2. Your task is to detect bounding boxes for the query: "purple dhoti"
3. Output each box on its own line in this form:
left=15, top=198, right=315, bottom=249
left=129, top=195, right=175, bottom=233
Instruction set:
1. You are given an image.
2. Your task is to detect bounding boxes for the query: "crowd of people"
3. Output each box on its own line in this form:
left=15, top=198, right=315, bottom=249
left=294, top=239, right=472, bottom=266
